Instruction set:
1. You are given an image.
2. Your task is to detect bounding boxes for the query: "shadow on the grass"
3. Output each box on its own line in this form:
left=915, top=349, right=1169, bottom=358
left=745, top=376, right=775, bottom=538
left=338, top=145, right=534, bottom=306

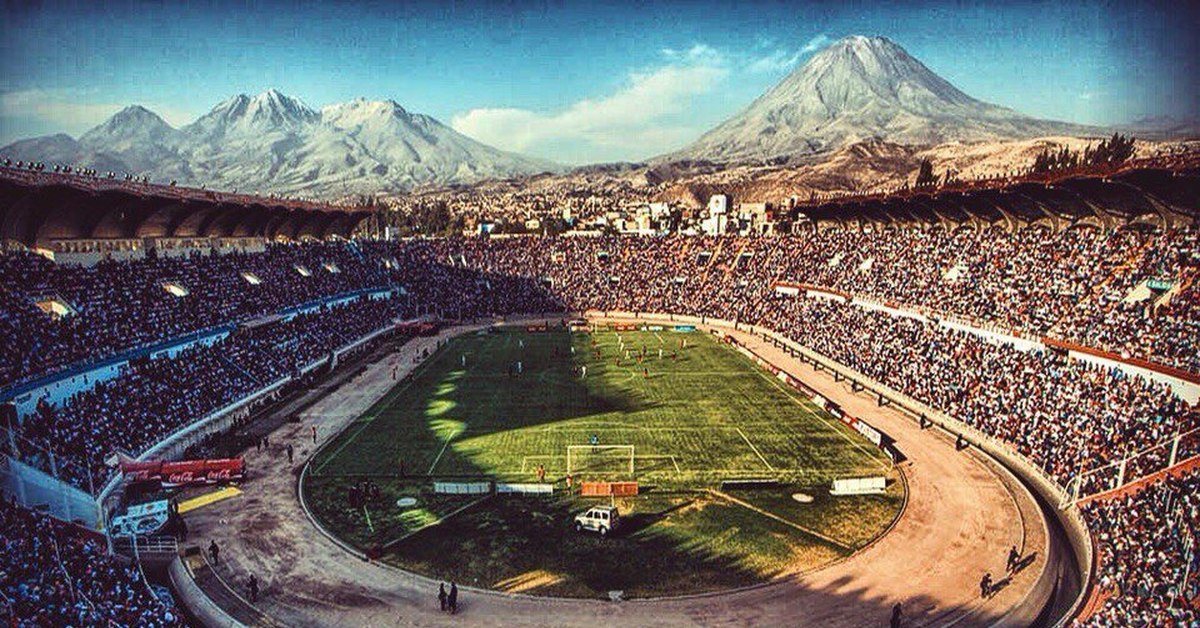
left=305, top=292, right=906, bottom=605
left=378, top=493, right=1015, bottom=627
left=382, top=494, right=781, bottom=598
left=295, top=265, right=1029, bottom=624
left=613, top=498, right=696, bottom=536
left=315, top=325, right=668, bottom=478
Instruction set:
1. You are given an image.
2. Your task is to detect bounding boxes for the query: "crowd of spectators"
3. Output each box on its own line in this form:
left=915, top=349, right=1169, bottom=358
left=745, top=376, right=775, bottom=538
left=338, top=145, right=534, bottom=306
left=0, top=494, right=183, bottom=626
left=0, top=241, right=398, bottom=388
left=1077, top=470, right=1199, bottom=626
left=5, top=226, right=1194, bottom=390
left=416, top=231, right=1198, bottom=624
left=16, top=294, right=406, bottom=490
left=423, top=226, right=1200, bottom=372
left=353, top=233, right=1196, bottom=490
left=15, top=231, right=1182, bottom=493
left=2, top=225, right=1197, bottom=624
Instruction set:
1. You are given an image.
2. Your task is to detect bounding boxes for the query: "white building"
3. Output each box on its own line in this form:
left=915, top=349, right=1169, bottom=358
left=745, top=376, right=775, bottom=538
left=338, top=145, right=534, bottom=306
left=701, top=194, right=732, bottom=235
left=707, top=194, right=730, bottom=215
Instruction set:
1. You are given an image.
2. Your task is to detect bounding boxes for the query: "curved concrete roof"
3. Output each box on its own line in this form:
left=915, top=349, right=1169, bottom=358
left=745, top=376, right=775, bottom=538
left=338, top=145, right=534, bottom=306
left=798, top=153, right=1200, bottom=230
left=0, top=167, right=374, bottom=246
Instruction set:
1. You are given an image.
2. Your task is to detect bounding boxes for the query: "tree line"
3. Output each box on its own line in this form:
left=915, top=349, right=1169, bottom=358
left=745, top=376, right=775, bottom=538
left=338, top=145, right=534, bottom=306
left=909, top=132, right=1137, bottom=190
left=1031, top=133, right=1136, bottom=173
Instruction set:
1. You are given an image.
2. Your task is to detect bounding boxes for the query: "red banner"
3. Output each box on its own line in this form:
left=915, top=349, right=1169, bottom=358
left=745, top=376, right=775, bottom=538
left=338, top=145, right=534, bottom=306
left=580, top=481, right=639, bottom=496
left=397, top=322, right=440, bottom=336
left=121, top=457, right=246, bottom=487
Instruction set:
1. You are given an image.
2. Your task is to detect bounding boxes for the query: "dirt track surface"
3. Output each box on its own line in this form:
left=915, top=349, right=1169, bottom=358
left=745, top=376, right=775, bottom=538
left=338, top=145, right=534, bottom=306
left=184, top=321, right=1051, bottom=627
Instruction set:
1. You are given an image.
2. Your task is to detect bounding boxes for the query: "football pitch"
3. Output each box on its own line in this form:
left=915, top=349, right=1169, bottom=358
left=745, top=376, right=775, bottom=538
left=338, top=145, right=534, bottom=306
left=311, top=326, right=892, bottom=484
left=305, top=324, right=904, bottom=597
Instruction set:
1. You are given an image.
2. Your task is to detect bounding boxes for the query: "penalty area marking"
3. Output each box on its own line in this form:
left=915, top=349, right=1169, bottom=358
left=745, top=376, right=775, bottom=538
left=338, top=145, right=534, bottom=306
left=541, top=424, right=745, bottom=433
left=734, top=343, right=891, bottom=471
left=320, top=463, right=874, bottom=478
left=520, top=454, right=682, bottom=474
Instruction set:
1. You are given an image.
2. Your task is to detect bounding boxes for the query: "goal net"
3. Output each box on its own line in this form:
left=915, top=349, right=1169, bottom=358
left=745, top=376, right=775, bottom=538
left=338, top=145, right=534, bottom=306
left=566, top=445, right=635, bottom=474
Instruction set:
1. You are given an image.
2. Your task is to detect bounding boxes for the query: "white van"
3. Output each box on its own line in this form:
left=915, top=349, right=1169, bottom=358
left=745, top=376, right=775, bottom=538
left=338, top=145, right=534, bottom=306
left=573, top=505, right=620, bottom=536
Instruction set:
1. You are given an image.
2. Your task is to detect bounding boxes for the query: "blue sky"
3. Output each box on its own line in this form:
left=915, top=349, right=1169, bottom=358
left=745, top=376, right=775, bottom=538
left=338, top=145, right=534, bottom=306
left=1, top=0, right=1196, bottom=163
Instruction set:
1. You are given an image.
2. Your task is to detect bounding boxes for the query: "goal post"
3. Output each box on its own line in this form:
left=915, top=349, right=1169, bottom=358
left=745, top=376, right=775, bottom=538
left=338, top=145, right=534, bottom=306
left=566, top=445, right=635, bottom=474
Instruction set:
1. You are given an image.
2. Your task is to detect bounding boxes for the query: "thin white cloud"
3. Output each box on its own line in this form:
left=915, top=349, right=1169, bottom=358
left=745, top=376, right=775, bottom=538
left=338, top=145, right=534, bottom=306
left=0, top=88, right=199, bottom=137
left=1, top=89, right=124, bottom=133
left=452, top=49, right=729, bottom=164
left=747, top=49, right=802, bottom=74
left=800, top=34, right=833, bottom=55
left=661, top=43, right=725, bottom=66
left=746, top=34, right=831, bottom=74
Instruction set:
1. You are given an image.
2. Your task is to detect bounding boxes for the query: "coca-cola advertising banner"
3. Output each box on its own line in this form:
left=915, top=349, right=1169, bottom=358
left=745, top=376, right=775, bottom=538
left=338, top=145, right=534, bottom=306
left=121, top=457, right=246, bottom=487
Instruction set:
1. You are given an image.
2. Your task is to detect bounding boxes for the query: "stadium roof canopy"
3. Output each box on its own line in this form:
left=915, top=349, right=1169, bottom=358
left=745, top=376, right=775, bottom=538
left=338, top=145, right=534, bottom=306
left=796, top=153, right=1200, bottom=231
left=0, top=167, right=374, bottom=247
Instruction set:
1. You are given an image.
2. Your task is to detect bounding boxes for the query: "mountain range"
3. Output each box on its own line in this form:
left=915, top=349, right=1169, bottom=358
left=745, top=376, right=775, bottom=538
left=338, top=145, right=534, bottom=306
left=0, top=89, right=557, bottom=197
left=661, top=35, right=1105, bottom=163
left=3, top=35, right=1192, bottom=199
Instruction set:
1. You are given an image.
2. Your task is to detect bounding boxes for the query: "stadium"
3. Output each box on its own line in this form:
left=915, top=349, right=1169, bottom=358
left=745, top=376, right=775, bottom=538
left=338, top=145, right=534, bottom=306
left=2, top=3, right=1198, bottom=627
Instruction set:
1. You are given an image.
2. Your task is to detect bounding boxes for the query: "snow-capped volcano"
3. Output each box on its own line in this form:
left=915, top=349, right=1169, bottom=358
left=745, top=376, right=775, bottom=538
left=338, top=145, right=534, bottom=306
left=187, top=89, right=320, bottom=140
left=662, top=35, right=1102, bottom=163
left=1, top=89, right=557, bottom=196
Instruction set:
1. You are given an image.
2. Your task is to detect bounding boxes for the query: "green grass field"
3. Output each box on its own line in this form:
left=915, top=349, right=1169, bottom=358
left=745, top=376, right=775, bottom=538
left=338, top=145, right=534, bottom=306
left=305, top=325, right=904, bottom=598
left=312, top=327, right=892, bottom=484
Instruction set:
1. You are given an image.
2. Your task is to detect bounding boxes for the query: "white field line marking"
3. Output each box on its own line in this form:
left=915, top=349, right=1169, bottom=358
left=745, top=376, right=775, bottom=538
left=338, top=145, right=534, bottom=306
left=427, top=431, right=458, bottom=475
left=709, top=489, right=852, bottom=552
left=541, top=419, right=652, bottom=432
left=505, top=467, right=864, bottom=474
left=313, top=343, right=449, bottom=474
left=740, top=347, right=887, bottom=469
left=736, top=426, right=776, bottom=472
left=520, top=453, right=679, bottom=463
left=540, top=425, right=745, bottom=432
left=654, top=332, right=665, bottom=344
left=392, top=464, right=872, bottom=477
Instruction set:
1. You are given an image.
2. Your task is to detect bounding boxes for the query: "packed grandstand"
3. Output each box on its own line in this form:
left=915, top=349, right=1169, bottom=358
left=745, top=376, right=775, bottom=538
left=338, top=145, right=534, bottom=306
left=0, top=158, right=1197, bottom=626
